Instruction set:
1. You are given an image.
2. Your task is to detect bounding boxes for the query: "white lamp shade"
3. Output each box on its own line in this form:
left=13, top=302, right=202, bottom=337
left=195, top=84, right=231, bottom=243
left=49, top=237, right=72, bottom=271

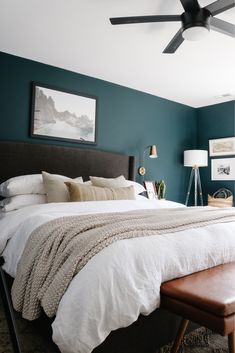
left=184, top=150, right=208, bottom=167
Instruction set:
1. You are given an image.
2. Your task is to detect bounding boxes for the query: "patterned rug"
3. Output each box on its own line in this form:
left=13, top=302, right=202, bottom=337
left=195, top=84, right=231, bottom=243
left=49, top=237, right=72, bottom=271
left=0, top=298, right=228, bottom=353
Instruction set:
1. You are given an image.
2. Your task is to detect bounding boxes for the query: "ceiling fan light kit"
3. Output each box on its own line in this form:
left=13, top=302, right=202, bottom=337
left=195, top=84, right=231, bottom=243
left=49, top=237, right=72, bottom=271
left=182, top=26, right=210, bottom=40
left=181, top=9, right=211, bottom=40
left=110, top=0, right=235, bottom=53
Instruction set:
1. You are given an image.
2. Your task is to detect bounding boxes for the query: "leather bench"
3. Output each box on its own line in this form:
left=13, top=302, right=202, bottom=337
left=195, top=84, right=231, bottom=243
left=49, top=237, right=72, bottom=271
left=160, top=262, right=235, bottom=353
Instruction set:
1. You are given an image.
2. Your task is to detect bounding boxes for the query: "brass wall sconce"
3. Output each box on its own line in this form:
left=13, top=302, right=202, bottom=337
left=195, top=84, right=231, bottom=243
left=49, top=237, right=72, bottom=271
left=138, top=145, right=158, bottom=176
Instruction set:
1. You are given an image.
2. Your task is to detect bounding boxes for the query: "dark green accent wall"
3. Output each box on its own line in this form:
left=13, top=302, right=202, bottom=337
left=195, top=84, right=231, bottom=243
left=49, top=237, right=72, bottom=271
left=197, top=101, right=235, bottom=203
left=0, top=51, right=197, bottom=203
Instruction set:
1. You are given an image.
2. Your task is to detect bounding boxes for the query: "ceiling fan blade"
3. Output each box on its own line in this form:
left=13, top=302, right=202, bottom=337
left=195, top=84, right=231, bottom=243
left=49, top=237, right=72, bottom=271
left=210, top=17, right=235, bottom=37
left=110, top=15, right=181, bottom=25
left=179, top=0, right=201, bottom=12
left=163, top=29, right=184, bottom=53
left=204, top=0, right=235, bottom=16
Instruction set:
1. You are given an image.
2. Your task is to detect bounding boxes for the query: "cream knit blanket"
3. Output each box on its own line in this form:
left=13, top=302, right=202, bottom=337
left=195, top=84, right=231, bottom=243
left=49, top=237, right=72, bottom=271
left=11, top=207, right=235, bottom=320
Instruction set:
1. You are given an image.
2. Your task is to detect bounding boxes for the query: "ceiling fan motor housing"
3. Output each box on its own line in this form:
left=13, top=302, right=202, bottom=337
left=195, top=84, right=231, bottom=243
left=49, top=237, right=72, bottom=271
left=181, top=8, right=211, bottom=32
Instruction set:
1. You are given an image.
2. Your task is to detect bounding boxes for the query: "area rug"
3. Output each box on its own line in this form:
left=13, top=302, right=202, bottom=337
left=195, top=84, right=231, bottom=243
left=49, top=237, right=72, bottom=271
left=158, top=327, right=228, bottom=353
left=0, top=298, right=228, bottom=353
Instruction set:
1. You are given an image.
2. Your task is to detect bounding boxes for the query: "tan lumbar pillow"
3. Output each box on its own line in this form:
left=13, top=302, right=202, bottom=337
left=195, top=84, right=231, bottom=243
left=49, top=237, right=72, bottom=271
left=42, top=171, right=83, bottom=203
left=65, top=182, right=136, bottom=202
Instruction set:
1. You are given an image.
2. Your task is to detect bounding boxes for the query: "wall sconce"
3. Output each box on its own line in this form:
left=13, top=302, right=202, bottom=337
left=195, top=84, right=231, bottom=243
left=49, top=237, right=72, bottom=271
left=138, top=145, right=158, bottom=176
left=184, top=149, right=208, bottom=206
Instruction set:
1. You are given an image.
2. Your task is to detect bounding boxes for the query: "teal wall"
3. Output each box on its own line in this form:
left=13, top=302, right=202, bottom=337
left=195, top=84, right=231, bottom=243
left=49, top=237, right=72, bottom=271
left=0, top=51, right=197, bottom=203
left=1, top=52, right=234, bottom=206
left=197, top=101, right=235, bottom=203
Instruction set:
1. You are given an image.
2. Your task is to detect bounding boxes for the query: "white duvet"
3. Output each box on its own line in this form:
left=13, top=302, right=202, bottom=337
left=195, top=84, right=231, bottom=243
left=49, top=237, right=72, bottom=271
left=1, top=198, right=235, bottom=353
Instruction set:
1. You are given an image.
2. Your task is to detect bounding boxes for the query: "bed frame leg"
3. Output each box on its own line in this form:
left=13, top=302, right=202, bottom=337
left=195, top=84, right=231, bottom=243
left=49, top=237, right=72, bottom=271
left=171, top=318, right=189, bottom=353
left=0, top=256, right=22, bottom=353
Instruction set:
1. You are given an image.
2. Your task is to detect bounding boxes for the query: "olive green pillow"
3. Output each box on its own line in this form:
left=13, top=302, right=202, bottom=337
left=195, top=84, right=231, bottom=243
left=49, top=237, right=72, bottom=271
left=65, top=182, right=136, bottom=202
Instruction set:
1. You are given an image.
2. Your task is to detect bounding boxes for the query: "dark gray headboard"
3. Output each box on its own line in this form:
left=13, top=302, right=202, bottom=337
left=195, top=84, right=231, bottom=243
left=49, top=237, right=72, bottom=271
left=0, top=141, right=135, bottom=184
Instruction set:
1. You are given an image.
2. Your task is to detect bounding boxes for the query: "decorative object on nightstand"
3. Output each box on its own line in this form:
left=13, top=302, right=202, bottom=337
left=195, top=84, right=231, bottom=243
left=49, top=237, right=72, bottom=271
left=156, top=180, right=166, bottom=200
left=184, top=150, right=208, bottom=206
left=138, top=145, right=157, bottom=178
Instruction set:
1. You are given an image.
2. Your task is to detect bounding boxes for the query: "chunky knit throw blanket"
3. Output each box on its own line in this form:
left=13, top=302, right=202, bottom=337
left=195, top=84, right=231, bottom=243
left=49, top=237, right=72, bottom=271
left=11, top=207, right=235, bottom=320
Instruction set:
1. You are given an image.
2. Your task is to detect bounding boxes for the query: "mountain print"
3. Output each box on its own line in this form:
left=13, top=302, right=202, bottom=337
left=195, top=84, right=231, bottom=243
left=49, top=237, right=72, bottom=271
left=33, top=87, right=96, bottom=142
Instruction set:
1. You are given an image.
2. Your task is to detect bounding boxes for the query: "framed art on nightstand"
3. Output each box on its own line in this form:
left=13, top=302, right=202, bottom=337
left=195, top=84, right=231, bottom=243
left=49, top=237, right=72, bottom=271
left=144, top=181, right=158, bottom=200
left=30, top=82, right=98, bottom=145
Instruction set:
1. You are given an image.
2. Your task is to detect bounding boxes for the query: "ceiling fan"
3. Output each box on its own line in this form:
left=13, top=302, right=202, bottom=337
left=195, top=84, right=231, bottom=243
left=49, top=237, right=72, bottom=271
left=110, top=0, right=235, bottom=53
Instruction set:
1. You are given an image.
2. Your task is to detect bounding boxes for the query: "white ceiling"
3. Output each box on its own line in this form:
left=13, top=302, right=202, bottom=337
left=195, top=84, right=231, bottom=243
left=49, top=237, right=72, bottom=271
left=0, top=0, right=235, bottom=107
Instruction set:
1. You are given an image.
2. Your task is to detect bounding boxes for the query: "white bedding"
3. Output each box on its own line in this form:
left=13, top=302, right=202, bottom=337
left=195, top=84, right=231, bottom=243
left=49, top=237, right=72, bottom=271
left=1, top=198, right=235, bottom=353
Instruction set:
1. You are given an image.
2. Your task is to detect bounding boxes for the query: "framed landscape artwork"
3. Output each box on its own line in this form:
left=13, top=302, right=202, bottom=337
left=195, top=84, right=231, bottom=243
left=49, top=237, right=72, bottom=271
left=211, top=158, right=235, bottom=181
left=30, top=82, right=98, bottom=144
left=209, top=137, right=235, bottom=157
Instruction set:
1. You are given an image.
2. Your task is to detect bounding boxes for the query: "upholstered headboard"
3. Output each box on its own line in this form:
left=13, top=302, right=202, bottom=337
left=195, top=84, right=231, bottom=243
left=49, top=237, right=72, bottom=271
left=0, top=141, right=135, bottom=184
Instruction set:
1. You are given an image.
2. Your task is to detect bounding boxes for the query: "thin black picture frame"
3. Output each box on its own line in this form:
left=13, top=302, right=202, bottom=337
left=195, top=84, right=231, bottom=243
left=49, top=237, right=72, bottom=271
left=30, top=82, right=98, bottom=145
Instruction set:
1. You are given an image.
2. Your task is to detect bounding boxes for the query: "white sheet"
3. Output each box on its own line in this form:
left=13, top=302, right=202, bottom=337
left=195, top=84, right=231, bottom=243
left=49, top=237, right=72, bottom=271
left=1, top=199, right=235, bottom=353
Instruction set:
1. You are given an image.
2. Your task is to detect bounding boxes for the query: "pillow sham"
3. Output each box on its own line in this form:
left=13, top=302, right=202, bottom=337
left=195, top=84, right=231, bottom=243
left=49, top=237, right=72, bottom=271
left=0, top=173, right=83, bottom=197
left=89, top=175, right=126, bottom=188
left=65, top=182, right=136, bottom=202
left=84, top=180, right=92, bottom=185
left=42, top=172, right=83, bottom=203
left=90, top=176, right=145, bottom=195
left=124, top=180, right=146, bottom=195
left=0, top=194, right=46, bottom=212
left=0, top=174, right=45, bottom=197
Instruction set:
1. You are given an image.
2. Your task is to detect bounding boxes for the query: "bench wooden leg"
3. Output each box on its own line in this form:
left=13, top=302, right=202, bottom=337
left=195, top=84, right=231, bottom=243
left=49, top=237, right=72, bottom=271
left=171, top=318, right=189, bottom=353
left=228, top=331, right=235, bottom=353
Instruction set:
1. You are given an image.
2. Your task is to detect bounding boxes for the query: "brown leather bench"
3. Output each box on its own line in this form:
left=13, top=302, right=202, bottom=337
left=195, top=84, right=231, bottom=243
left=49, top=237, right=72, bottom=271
left=160, top=262, right=235, bottom=353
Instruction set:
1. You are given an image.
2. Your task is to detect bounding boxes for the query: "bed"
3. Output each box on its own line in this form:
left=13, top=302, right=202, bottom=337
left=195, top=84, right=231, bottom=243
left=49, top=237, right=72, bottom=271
left=0, top=141, right=235, bottom=353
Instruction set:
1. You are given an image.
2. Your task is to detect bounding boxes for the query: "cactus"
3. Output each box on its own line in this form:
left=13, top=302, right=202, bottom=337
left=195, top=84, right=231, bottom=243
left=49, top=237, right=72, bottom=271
left=156, top=180, right=166, bottom=200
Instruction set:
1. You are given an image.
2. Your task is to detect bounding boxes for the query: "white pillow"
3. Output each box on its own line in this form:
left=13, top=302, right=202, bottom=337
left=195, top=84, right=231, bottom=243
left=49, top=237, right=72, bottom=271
left=0, top=194, right=46, bottom=212
left=84, top=180, right=92, bottom=185
left=0, top=173, right=84, bottom=197
left=0, top=174, right=45, bottom=197
left=42, top=171, right=83, bottom=203
left=90, top=175, right=145, bottom=195
left=124, top=180, right=146, bottom=195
